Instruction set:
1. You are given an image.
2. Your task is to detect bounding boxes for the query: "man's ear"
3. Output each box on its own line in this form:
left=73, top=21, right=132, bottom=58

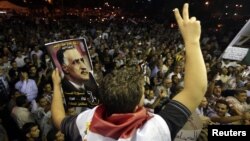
left=62, top=65, right=69, bottom=73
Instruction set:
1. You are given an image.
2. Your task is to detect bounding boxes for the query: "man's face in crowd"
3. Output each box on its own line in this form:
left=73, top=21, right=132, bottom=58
left=43, top=83, right=52, bottom=93
left=163, top=79, right=172, bottom=88
left=12, top=62, right=18, bottom=69
left=21, top=72, right=28, bottom=80
left=215, top=103, right=228, bottom=117
left=213, top=85, right=222, bottom=97
left=30, top=66, right=37, bottom=76
left=63, top=48, right=90, bottom=81
left=199, top=97, right=208, bottom=108
left=235, top=92, right=247, bottom=103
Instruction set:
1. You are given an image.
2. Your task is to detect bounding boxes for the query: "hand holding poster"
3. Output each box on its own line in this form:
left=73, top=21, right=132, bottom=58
left=45, top=38, right=99, bottom=108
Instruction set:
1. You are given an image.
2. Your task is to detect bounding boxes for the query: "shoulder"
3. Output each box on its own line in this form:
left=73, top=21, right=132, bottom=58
left=28, top=79, right=36, bottom=83
left=134, top=113, right=171, bottom=141
left=76, top=106, right=98, bottom=139
left=145, top=114, right=169, bottom=128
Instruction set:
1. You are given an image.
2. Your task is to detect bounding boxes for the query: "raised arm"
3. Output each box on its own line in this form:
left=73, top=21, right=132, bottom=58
left=172, top=3, right=207, bottom=112
left=51, top=68, right=66, bottom=129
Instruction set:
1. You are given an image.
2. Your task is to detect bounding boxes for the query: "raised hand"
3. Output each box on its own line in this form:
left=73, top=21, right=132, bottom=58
left=174, top=3, right=201, bottom=44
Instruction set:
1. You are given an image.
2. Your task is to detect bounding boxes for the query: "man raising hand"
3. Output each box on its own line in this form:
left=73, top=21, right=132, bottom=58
left=51, top=3, right=207, bottom=141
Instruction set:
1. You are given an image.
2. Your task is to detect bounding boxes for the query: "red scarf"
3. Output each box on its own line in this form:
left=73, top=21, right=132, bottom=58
left=90, top=105, right=152, bottom=140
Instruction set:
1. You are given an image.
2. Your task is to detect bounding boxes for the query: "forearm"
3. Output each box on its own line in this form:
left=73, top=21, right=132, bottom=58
left=52, top=84, right=65, bottom=129
left=185, top=41, right=207, bottom=105
left=205, top=80, right=215, bottom=97
left=211, top=116, right=242, bottom=124
left=185, top=42, right=207, bottom=89
left=173, top=42, right=207, bottom=112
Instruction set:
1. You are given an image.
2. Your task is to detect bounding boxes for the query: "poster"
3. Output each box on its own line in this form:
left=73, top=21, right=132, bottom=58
left=222, top=19, right=250, bottom=63
left=45, top=38, right=99, bottom=107
left=174, top=112, right=202, bottom=141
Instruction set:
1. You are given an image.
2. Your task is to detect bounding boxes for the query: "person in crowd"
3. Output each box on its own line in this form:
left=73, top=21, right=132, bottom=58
left=11, top=95, right=35, bottom=129
left=29, top=65, right=44, bottom=87
left=51, top=3, right=207, bottom=140
left=42, top=82, right=53, bottom=103
left=208, top=99, right=250, bottom=125
left=65, top=106, right=77, bottom=116
left=8, top=61, right=20, bottom=90
left=144, top=84, right=166, bottom=113
left=226, top=90, right=250, bottom=116
left=0, top=67, right=10, bottom=103
left=30, top=46, right=43, bottom=61
left=206, top=74, right=225, bottom=107
left=22, top=122, right=41, bottom=141
left=155, top=77, right=172, bottom=98
left=167, top=64, right=183, bottom=80
left=14, top=51, right=27, bottom=69
left=46, top=128, right=65, bottom=141
left=15, top=69, right=38, bottom=102
left=196, top=97, right=213, bottom=127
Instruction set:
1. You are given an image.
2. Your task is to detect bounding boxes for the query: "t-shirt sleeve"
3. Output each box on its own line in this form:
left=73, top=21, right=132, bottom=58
left=158, top=100, right=191, bottom=140
left=60, top=115, right=82, bottom=141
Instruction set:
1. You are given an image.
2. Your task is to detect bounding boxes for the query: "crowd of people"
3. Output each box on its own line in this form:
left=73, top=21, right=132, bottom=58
left=0, top=3, right=250, bottom=141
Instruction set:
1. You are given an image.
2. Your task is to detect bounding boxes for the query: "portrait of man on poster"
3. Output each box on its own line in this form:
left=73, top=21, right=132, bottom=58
left=46, top=39, right=99, bottom=108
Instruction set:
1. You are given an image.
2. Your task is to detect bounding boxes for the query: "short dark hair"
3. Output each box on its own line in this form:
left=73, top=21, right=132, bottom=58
left=215, top=99, right=229, bottom=109
left=22, top=122, right=37, bottom=136
left=16, top=95, right=27, bottom=107
left=99, top=66, right=144, bottom=115
left=56, top=45, right=75, bottom=65
left=46, top=128, right=58, bottom=141
left=235, top=90, right=247, bottom=96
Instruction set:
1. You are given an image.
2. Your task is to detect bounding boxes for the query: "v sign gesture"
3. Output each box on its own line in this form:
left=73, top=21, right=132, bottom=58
left=174, top=3, right=201, bottom=44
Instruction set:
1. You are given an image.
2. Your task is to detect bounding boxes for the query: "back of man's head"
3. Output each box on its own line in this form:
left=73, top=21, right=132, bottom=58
left=99, top=66, right=144, bottom=115
left=16, top=95, right=28, bottom=107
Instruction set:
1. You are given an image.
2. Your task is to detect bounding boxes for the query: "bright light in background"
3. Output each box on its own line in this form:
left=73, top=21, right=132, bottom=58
left=0, top=11, right=7, bottom=14
left=48, top=0, right=53, bottom=4
left=205, top=1, right=209, bottom=6
left=171, top=23, right=174, bottom=28
left=104, top=2, right=110, bottom=7
left=217, top=24, right=223, bottom=28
